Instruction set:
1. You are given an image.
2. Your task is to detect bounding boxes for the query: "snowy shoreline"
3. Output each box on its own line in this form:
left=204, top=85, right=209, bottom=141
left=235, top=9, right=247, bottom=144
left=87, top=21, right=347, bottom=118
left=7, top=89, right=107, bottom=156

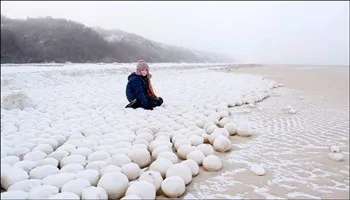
left=2, top=64, right=348, bottom=199
left=1, top=63, right=280, bottom=199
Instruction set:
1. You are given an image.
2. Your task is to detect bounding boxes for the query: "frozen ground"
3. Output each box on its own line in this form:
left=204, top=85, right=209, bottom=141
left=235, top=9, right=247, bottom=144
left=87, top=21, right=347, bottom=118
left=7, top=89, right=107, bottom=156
left=1, top=63, right=349, bottom=199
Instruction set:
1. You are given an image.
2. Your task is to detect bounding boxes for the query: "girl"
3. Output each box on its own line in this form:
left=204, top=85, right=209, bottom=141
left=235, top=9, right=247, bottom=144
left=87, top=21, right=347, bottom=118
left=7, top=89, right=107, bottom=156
left=125, top=60, right=163, bottom=110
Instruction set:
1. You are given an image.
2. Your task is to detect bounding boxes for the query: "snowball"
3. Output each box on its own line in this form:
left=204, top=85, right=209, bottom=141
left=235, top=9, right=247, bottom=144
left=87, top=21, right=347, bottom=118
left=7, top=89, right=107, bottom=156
left=154, top=133, right=171, bottom=142
left=207, top=113, right=220, bottom=124
left=189, top=135, right=204, bottom=146
left=60, top=155, right=87, bottom=167
left=10, top=147, right=31, bottom=158
left=157, top=152, right=179, bottom=164
left=181, top=160, right=199, bottom=176
left=42, top=173, right=76, bottom=189
left=29, top=165, right=59, bottom=179
left=212, top=128, right=229, bottom=137
left=136, top=128, right=153, bottom=135
left=88, top=151, right=110, bottom=162
left=1, top=90, right=34, bottom=110
left=328, top=152, right=344, bottom=162
left=133, top=139, right=150, bottom=145
left=196, top=144, right=214, bottom=156
left=195, top=119, right=205, bottom=128
left=151, top=145, right=172, bottom=159
left=161, top=176, right=186, bottom=198
left=48, top=192, right=80, bottom=199
left=203, top=122, right=215, bottom=130
left=205, top=124, right=217, bottom=134
left=203, top=155, right=222, bottom=172
left=330, top=145, right=341, bottom=153
left=213, top=135, right=232, bottom=152
left=60, top=163, right=85, bottom=173
left=171, top=134, right=186, bottom=144
left=99, top=138, right=115, bottom=146
left=85, top=161, right=107, bottom=171
left=208, top=130, right=227, bottom=144
left=121, top=194, right=141, bottom=199
left=17, top=142, right=36, bottom=150
left=23, top=151, right=47, bottom=162
left=177, top=145, right=195, bottom=159
left=288, top=108, right=297, bottom=114
left=1, top=167, right=29, bottom=190
left=139, top=171, right=163, bottom=191
left=135, top=133, right=154, bottom=143
left=37, top=158, right=59, bottom=167
left=52, top=135, right=67, bottom=146
left=61, top=179, right=91, bottom=197
left=250, top=164, right=266, bottom=176
left=27, top=185, right=59, bottom=199
left=32, top=144, right=54, bottom=155
left=148, top=140, right=172, bottom=152
left=81, top=186, right=108, bottom=200
left=71, top=147, right=93, bottom=158
left=237, top=124, right=252, bottom=137
left=132, top=144, right=148, bottom=149
left=57, top=144, right=77, bottom=154
left=219, top=117, right=231, bottom=128
left=166, top=163, right=192, bottom=185
left=149, top=158, right=174, bottom=178
left=121, top=163, right=141, bottom=181
left=1, top=190, right=28, bottom=199
left=8, top=179, right=42, bottom=192
left=125, top=180, right=156, bottom=199
left=100, top=165, right=121, bottom=176
left=110, top=148, right=132, bottom=156
left=219, top=110, right=230, bottom=118
left=224, top=123, right=238, bottom=136
left=174, top=139, right=191, bottom=150
left=186, top=150, right=205, bottom=165
left=97, top=172, right=129, bottom=200
left=76, top=169, right=100, bottom=186
left=41, top=138, right=59, bottom=150
left=128, top=149, right=151, bottom=168
left=1, top=156, right=20, bottom=166
left=47, top=150, right=69, bottom=161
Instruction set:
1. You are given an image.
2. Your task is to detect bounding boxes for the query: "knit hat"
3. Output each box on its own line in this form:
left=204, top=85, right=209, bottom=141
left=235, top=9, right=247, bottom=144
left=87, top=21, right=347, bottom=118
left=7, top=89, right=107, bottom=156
left=136, top=60, right=149, bottom=74
left=136, top=60, right=152, bottom=79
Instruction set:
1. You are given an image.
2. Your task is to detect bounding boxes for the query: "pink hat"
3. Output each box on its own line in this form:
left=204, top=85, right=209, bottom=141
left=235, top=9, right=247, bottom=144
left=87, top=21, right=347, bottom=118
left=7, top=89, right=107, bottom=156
left=136, top=60, right=150, bottom=77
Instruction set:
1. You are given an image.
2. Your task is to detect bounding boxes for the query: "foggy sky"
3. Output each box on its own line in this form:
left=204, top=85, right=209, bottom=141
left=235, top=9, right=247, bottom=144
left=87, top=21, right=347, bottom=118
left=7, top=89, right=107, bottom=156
left=1, top=1, right=349, bottom=65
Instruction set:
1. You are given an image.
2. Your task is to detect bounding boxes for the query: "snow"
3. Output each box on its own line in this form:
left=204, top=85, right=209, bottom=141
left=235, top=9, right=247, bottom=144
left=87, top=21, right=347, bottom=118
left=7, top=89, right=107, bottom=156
left=1, top=62, right=278, bottom=198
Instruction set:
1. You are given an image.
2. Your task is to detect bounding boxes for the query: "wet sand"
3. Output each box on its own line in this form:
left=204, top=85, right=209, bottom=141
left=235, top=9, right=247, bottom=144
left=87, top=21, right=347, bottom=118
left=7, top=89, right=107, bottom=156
left=184, top=65, right=349, bottom=199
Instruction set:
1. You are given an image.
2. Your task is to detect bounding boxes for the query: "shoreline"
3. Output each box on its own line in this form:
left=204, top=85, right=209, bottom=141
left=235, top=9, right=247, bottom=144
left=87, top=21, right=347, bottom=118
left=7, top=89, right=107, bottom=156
left=1, top=64, right=349, bottom=199
left=185, top=65, right=349, bottom=199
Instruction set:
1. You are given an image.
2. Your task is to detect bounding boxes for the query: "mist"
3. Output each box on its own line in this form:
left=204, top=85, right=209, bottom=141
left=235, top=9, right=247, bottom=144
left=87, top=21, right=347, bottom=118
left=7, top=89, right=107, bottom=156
left=1, top=1, right=349, bottom=65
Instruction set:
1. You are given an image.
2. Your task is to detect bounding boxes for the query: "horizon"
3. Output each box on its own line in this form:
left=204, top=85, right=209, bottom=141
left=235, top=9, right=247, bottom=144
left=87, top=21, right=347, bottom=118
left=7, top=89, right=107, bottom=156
left=1, top=1, right=349, bottom=66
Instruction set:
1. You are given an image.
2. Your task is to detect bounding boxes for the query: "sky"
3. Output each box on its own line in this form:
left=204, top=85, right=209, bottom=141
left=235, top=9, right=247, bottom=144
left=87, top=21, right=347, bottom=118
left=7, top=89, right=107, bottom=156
left=1, top=1, right=349, bottom=65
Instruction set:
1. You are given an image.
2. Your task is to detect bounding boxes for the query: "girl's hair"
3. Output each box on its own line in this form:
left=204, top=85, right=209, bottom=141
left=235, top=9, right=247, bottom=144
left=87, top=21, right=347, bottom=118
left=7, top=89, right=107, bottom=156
left=136, top=60, right=157, bottom=97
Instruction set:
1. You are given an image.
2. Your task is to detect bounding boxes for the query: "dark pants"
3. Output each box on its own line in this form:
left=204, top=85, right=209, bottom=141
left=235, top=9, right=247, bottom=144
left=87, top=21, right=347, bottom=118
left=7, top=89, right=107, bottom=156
left=126, top=97, right=163, bottom=110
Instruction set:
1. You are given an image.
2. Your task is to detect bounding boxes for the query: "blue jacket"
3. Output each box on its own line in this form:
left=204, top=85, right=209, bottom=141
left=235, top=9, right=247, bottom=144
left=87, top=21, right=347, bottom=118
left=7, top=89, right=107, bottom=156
left=126, top=72, right=152, bottom=109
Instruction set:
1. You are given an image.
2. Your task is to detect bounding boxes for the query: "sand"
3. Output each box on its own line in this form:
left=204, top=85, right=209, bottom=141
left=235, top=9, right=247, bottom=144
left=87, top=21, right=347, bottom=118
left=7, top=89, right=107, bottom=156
left=184, top=65, right=349, bottom=199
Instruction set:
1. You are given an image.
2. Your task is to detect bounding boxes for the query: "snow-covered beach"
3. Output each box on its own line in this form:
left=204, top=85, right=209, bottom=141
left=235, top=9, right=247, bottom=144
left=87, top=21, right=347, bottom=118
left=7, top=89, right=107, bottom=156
left=1, top=63, right=349, bottom=199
